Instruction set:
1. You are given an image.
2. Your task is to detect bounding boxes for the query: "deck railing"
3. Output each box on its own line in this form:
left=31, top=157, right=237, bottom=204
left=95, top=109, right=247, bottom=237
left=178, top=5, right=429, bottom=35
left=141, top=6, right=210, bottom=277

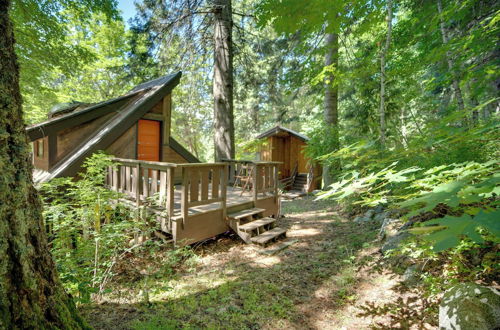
left=222, top=159, right=280, bottom=199
left=177, top=163, right=228, bottom=227
left=107, top=158, right=281, bottom=231
left=107, top=158, right=176, bottom=231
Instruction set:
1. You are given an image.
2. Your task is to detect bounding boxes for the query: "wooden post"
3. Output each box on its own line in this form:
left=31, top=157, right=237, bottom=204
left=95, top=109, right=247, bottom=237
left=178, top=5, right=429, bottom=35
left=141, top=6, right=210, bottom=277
left=133, top=163, right=141, bottom=245
left=135, top=164, right=141, bottom=207
left=113, top=166, right=119, bottom=191
left=159, top=171, right=167, bottom=231
left=274, top=165, right=279, bottom=203
left=181, top=167, right=189, bottom=230
left=228, top=161, right=235, bottom=185
left=253, top=163, right=258, bottom=202
left=167, top=168, right=175, bottom=230
left=221, top=165, right=228, bottom=220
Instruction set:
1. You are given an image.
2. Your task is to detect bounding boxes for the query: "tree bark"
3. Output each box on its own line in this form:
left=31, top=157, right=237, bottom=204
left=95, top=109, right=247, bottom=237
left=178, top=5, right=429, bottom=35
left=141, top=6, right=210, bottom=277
left=436, top=0, right=465, bottom=113
left=379, top=0, right=393, bottom=146
left=213, top=0, right=235, bottom=161
left=0, top=1, right=88, bottom=328
left=322, top=33, right=339, bottom=188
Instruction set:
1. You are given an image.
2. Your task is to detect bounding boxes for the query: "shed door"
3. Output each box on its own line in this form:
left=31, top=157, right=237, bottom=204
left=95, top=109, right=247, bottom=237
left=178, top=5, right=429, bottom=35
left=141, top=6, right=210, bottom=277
left=137, top=119, right=160, bottom=161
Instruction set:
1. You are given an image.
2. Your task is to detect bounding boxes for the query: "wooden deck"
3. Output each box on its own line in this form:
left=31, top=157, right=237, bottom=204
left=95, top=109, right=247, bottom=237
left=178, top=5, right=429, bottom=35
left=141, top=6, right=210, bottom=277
left=106, top=158, right=282, bottom=246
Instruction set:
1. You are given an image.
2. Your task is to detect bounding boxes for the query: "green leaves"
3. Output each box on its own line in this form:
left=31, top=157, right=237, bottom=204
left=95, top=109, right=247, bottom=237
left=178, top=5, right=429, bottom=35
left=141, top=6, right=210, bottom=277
left=400, top=180, right=465, bottom=217
left=411, top=209, right=500, bottom=251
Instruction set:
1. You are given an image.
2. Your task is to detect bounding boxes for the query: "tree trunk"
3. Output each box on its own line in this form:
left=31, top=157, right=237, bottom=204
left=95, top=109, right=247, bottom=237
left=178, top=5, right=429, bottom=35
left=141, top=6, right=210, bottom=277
left=0, top=1, right=88, bottom=328
left=213, top=0, right=235, bottom=161
left=322, top=33, right=339, bottom=188
left=379, top=0, right=393, bottom=146
left=436, top=0, right=465, bottom=113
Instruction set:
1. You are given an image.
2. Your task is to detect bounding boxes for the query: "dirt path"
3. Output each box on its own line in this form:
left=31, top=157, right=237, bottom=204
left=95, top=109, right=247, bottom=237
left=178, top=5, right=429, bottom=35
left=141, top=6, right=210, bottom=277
left=82, top=196, right=408, bottom=329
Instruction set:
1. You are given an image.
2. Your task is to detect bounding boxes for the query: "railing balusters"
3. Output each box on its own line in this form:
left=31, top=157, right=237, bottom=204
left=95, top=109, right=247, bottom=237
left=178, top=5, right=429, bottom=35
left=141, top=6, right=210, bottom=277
left=189, top=169, right=199, bottom=203
left=212, top=168, right=220, bottom=199
left=200, top=168, right=209, bottom=201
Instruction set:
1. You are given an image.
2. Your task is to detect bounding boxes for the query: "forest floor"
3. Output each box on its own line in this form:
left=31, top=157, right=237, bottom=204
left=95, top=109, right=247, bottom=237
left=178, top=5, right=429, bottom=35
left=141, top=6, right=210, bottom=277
left=81, top=196, right=428, bottom=329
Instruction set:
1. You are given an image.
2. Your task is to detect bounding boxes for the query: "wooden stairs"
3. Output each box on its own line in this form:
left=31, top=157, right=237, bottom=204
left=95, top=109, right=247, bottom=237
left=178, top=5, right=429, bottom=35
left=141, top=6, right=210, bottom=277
left=292, top=173, right=308, bottom=192
left=227, top=208, right=286, bottom=245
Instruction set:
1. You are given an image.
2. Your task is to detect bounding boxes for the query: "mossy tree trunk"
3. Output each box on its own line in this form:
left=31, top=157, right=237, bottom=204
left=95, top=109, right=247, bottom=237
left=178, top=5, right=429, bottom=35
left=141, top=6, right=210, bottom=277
left=0, top=1, right=88, bottom=328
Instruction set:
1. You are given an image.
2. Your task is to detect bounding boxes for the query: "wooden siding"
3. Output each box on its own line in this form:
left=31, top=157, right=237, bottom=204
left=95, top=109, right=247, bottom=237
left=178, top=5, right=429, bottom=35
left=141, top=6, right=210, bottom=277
left=55, top=112, right=115, bottom=164
left=260, top=134, right=316, bottom=179
left=106, top=124, right=136, bottom=159
left=33, top=137, right=49, bottom=170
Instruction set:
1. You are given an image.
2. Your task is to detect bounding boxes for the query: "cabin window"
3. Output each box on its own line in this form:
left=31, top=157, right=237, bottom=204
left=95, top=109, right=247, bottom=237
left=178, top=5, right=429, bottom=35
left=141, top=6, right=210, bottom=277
left=37, top=140, right=44, bottom=157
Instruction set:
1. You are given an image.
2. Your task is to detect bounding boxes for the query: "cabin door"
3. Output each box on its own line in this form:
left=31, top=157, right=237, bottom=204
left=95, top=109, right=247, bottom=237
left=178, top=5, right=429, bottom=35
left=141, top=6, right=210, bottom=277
left=137, top=119, right=161, bottom=161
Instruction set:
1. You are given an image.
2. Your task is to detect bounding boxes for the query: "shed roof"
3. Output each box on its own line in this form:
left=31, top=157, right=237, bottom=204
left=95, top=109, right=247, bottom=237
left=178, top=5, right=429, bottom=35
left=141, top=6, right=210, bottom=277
left=255, top=125, right=310, bottom=142
left=29, top=72, right=199, bottom=183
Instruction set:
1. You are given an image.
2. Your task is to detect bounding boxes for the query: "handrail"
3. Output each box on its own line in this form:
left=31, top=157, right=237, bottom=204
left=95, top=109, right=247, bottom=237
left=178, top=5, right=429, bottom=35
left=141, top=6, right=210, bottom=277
left=280, top=161, right=298, bottom=190
left=221, top=158, right=282, bottom=165
left=111, top=157, right=177, bottom=169
left=176, top=162, right=227, bottom=168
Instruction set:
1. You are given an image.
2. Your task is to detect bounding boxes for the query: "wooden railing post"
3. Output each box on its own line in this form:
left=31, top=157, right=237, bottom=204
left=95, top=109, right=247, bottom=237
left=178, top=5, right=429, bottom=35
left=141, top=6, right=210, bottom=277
left=181, top=167, right=188, bottom=230
left=221, top=164, right=228, bottom=220
left=274, top=164, right=279, bottom=202
left=167, top=168, right=175, bottom=231
left=252, top=163, right=258, bottom=202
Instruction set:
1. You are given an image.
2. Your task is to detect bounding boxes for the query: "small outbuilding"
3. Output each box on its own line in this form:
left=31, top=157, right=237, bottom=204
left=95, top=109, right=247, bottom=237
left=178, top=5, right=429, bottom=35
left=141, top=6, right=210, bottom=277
left=255, top=126, right=322, bottom=192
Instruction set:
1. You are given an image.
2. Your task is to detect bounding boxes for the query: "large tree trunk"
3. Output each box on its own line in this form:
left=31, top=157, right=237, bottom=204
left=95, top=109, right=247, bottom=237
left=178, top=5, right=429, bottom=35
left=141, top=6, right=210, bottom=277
left=322, top=33, right=339, bottom=188
left=213, top=0, right=235, bottom=161
left=436, top=0, right=465, bottom=113
left=379, top=0, right=393, bottom=146
left=0, top=1, right=87, bottom=328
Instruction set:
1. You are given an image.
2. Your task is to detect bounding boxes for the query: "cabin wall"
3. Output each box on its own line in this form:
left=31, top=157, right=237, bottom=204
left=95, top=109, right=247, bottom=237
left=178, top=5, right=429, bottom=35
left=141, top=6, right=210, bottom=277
left=293, top=136, right=308, bottom=173
left=33, top=137, right=49, bottom=171
left=106, top=93, right=190, bottom=183
left=106, top=124, right=137, bottom=159
left=55, top=112, right=115, bottom=165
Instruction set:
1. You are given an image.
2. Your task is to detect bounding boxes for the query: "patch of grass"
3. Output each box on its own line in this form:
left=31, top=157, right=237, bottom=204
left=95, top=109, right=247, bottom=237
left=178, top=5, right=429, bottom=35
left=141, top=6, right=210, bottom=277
left=130, top=280, right=295, bottom=329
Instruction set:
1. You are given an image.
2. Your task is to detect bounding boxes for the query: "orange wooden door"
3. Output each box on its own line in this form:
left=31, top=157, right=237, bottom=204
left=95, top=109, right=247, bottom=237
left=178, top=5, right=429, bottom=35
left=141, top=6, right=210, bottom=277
left=137, top=119, right=160, bottom=161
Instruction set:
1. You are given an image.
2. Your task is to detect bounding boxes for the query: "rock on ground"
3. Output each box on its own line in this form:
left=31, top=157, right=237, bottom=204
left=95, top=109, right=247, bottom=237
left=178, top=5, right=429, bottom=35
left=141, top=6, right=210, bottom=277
left=439, top=282, right=500, bottom=330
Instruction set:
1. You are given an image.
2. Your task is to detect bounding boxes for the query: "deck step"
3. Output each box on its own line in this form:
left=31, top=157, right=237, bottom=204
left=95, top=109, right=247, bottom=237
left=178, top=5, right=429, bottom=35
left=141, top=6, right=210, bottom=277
left=250, top=227, right=287, bottom=245
left=228, top=208, right=266, bottom=220
left=238, top=217, right=276, bottom=232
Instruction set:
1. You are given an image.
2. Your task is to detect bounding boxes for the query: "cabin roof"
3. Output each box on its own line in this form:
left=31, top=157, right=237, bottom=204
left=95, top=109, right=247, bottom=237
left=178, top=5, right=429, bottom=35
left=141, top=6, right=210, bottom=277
left=255, top=125, right=309, bottom=142
left=29, top=72, right=200, bottom=183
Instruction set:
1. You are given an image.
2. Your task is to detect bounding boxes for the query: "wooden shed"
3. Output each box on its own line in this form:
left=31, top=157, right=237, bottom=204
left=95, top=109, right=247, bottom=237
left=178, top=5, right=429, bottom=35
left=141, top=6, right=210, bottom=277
left=256, top=126, right=322, bottom=192
left=27, top=72, right=199, bottom=183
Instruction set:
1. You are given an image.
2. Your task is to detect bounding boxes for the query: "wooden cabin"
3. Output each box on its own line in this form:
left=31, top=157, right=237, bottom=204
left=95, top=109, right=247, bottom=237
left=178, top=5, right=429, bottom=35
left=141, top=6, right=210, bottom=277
left=26, top=72, right=285, bottom=247
left=256, top=126, right=322, bottom=192
left=27, top=72, right=199, bottom=184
